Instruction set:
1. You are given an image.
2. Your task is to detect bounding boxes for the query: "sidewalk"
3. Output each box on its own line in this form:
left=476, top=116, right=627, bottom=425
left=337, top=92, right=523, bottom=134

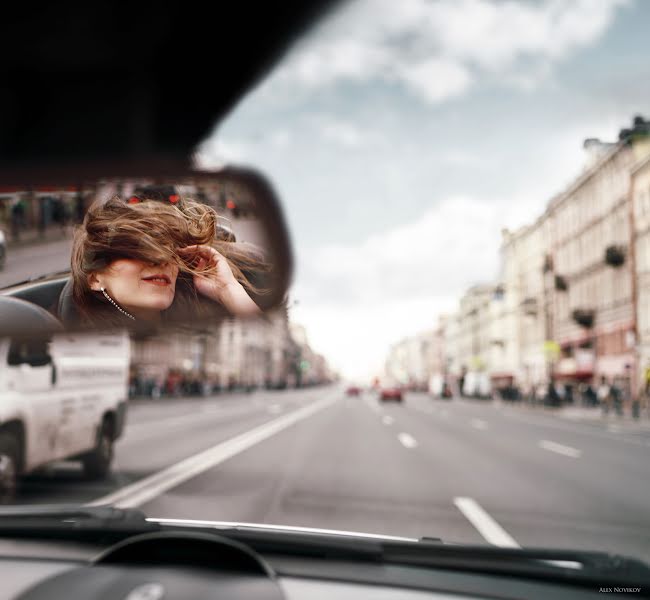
left=557, top=405, right=650, bottom=429
left=497, top=399, right=650, bottom=431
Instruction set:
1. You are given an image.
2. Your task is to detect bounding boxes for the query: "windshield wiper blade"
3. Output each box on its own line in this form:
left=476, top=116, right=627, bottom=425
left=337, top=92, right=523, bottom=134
left=156, top=521, right=650, bottom=588
left=0, top=505, right=160, bottom=538
left=380, top=542, right=650, bottom=588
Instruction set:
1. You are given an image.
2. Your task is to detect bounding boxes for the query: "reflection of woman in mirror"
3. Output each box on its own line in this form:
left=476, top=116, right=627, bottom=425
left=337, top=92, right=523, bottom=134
left=69, top=193, right=265, bottom=327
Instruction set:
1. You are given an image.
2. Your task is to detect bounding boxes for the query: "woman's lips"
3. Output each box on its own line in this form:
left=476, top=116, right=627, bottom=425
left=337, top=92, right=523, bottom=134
left=142, top=275, right=172, bottom=287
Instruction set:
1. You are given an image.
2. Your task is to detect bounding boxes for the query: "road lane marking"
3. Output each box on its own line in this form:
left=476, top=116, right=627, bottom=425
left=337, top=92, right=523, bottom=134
left=382, top=416, right=394, bottom=425
left=607, top=424, right=621, bottom=433
left=268, top=404, right=282, bottom=414
left=88, top=396, right=337, bottom=508
left=539, top=440, right=582, bottom=458
left=471, top=419, right=488, bottom=430
left=454, top=497, right=519, bottom=548
left=398, top=433, right=418, bottom=448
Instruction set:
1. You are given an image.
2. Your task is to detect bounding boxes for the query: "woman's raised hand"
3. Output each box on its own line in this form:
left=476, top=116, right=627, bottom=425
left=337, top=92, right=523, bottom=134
left=178, top=245, right=261, bottom=317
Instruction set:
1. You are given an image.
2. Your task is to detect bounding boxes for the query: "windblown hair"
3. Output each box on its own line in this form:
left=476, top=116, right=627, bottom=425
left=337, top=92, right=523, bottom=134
left=70, top=195, right=269, bottom=327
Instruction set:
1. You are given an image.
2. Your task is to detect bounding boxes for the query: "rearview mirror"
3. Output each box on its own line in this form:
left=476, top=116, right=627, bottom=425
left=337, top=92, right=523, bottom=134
left=0, top=166, right=292, bottom=337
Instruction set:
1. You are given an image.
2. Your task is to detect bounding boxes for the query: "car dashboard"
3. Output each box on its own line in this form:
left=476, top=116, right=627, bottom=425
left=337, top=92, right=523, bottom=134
left=0, top=535, right=634, bottom=600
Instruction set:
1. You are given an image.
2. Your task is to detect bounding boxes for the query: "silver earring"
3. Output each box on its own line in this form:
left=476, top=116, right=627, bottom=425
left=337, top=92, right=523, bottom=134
left=100, top=286, right=136, bottom=321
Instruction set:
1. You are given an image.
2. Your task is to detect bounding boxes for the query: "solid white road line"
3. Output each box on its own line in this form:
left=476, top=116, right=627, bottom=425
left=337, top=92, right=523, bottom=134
left=382, top=416, right=394, bottom=426
left=88, top=396, right=336, bottom=509
left=398, top=433, right=418, bottom=448
left=539, top=440, right=582, bottom=458
left=471, top=419, right=488, bottom=430
left=454, top=497, right=520, bottom=548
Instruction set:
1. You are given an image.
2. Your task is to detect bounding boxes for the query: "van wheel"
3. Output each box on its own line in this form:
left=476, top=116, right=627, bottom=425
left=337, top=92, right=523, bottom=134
left=0, top=434, right=19, bottom=504
left=82, top=420, right=114, bottom=480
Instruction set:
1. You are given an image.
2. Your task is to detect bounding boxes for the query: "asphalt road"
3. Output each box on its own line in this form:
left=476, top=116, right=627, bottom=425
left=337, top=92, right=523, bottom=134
left=0, top=235, right=72, bottom=288
left=13, top=386, right=650, bottom=564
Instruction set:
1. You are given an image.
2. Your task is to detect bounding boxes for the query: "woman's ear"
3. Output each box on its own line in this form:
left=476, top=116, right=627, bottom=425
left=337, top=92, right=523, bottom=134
left=88, top=272, right=103, bottom=291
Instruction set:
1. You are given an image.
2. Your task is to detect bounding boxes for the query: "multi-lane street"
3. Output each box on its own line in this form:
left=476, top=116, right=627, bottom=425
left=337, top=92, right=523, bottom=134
left=14, top=386, right=650, bottom=565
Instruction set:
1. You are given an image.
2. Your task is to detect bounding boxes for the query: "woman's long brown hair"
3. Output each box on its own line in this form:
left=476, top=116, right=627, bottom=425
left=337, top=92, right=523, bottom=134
left=70, top=195, right=269, bottom=328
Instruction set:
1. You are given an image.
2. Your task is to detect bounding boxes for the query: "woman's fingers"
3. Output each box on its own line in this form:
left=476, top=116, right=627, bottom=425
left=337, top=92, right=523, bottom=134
left=179, top=245, right=226, bottom=268
left=178, top=245, right=215, bottom=269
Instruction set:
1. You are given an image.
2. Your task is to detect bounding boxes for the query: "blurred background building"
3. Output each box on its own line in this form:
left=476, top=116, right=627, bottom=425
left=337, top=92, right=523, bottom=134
left=384, top=115, right=650, bottom=408
left=130, top=308, right=334, bottom=397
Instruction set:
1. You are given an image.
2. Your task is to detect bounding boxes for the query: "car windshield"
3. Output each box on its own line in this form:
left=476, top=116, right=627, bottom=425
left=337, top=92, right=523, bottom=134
left=1, top=0, right=650, bottom=568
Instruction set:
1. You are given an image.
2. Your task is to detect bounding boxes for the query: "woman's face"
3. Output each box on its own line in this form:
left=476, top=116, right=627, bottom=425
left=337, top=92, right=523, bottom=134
left=89, top=259, right=179, bottom=320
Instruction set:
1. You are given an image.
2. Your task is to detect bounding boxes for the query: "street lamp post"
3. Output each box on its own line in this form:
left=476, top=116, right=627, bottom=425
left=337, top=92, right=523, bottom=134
left=542, top=255, right=555, bottom=385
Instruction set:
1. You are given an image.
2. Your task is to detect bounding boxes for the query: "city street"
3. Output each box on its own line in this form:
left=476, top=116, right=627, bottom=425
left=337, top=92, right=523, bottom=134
left=0, top=235, right=72, bottom=288
left=13, top=386, right=650, bottom=564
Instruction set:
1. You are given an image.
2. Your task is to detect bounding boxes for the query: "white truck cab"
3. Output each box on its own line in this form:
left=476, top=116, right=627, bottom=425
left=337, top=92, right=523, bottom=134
left=0, top=330, right=129, bottom=502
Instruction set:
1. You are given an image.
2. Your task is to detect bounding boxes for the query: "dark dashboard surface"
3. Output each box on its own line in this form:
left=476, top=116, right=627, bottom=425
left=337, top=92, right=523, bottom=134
left=0, top=537, right=639, bottom=600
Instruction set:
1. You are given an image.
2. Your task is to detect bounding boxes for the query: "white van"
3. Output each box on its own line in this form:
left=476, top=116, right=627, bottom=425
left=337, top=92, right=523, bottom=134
left=0, top=330, right=129, bottom=501
left=462, top=371, right=491, bottom=399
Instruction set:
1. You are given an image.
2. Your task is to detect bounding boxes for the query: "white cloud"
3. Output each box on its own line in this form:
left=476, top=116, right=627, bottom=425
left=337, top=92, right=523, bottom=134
left=316, top=117, right=381, bottom=147
left=195, top=129, right=293, bottom=168
left=266, top=0, right=629, bottom=103
left=195, top=138, right=252, bottom=169
left=292, top=195, right=508, bottom=378
left=426, top=0, right=629, bottom=70
left=269, top=130, right=292, bottom=149
left=399, top=57, right=472, bottom=103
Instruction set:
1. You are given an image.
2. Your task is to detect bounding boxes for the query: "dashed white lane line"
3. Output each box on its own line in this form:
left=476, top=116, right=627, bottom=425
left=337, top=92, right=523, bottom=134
left=539, top=440, right=582, bottom=458
left=88, top=396, right=337, bottom=508
left=471, top=419, right=488, bottom=430
left=382, top=416, right=394, bottom=426
left=398, top=433, right=418, bottom=448
left=454, top=497, right=519, bottom=548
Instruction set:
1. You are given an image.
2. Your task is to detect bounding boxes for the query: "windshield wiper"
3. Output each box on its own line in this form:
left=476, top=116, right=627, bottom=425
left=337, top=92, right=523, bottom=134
left=154, top=521, right=650, bottom=589
left=0, top=505, right=160, bottom=541
left=381, top=542, right=650, bottom=588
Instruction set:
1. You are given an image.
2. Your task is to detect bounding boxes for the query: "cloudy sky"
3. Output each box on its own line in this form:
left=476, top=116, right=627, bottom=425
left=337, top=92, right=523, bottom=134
left=196, top=0, right=650, bottom=380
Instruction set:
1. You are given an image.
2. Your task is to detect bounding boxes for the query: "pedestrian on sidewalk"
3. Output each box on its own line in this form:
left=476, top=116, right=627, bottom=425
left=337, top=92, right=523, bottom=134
left=10, top=197, right=26, bottom=241
left=597, top=376, right=611, bottom=415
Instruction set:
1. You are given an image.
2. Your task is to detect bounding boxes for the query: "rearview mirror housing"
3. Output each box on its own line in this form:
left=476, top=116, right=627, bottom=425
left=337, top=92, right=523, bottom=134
left=0, top=161, right=293, bottom=337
